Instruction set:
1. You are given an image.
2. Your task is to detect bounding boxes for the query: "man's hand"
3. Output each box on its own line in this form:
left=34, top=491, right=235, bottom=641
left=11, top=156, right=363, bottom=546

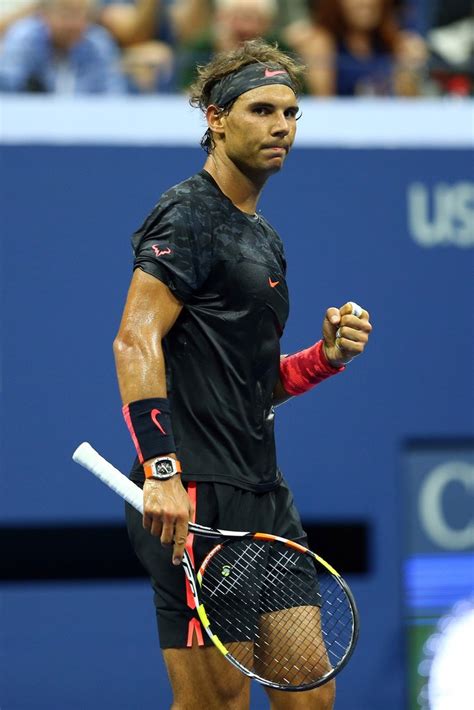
left=323, top=302, right=372, bottom=367
left=143, top=475, right=194, bottom=565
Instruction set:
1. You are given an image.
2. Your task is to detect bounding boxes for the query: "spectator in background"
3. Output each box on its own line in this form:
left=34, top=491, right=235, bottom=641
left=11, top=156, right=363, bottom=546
left=100, top=0, right=173, bottom=45
left=99, top=0, right=175, bottom=92
left=0, top=0, right=125, bottom=92
left=295, top=0, right=427, bottom=96
left=170, top=0, right=311, bottom=45
left=176, top=0, right=290, bottom=90
left=427, top=0, right=473, bottom=96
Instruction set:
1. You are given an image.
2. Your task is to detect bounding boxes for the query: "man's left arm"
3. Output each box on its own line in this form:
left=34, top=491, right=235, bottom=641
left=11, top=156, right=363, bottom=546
left=273, top=302, right=372, bottom=406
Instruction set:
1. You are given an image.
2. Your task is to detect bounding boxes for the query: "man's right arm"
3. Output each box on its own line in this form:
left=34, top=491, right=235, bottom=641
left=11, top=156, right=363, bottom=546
left=113, top=268, right=193, bottom=565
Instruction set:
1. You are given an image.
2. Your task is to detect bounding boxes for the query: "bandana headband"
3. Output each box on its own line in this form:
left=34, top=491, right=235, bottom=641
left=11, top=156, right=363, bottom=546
left=209, top=62, right=297, bottom=108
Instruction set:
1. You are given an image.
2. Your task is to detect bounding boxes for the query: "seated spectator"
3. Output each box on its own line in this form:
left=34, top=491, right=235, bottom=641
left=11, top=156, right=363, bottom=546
left=98, top=0, right=175, bottom=92
left=297, top=0, right=427, bottom=96
left=170, top=0, right=311, bottom=45
left=0, top=0, right=125, bottom=93
left=427, top=0, right=472, bottom=96
left=169, top=0, right=213, bottom=44
left=176, top=0, right=291, bottom=90
left=99, top=0, right=174, bottom=46
left=121, top=39, right=174, bottom=92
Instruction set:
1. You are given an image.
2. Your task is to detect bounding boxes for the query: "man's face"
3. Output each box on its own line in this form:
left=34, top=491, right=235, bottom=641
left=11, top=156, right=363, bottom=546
left=217, top=85, right=298, bottom=178
left=43, top=0, right=91, bottom=50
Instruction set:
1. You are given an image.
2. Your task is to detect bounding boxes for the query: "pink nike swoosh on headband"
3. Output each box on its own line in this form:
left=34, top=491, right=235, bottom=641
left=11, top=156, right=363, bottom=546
left=264, top=69, right=287, bottom=78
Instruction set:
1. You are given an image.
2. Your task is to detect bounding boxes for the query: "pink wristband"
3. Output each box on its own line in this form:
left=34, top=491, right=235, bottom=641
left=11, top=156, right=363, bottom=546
left=279, top=340, right=344, bottom=396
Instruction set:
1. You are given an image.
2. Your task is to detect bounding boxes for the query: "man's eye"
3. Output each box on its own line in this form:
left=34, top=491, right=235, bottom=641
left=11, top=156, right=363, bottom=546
left=253, top=107, right=270, bottom=115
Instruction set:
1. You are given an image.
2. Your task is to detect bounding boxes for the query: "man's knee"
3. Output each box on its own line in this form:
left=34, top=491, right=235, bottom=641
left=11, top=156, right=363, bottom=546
left=164, top=646, right=250, bottom=709
left=268, top=679, right=335, bottom=709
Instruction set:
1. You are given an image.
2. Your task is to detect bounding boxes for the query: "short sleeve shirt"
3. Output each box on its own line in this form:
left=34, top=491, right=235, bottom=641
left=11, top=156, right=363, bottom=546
left=130, top=170, right=289, bottom=492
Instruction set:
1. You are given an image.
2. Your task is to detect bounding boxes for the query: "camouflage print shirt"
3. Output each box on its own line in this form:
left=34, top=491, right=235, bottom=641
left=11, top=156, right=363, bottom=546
left=130, top=170, right=289, bottom=492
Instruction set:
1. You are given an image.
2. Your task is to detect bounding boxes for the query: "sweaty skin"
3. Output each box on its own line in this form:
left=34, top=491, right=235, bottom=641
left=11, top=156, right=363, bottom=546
left=113, top=271, right=192, bottom=565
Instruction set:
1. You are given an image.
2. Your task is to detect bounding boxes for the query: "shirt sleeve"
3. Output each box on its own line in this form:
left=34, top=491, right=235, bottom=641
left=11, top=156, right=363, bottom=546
left=132, top=196, right=214, bottom=303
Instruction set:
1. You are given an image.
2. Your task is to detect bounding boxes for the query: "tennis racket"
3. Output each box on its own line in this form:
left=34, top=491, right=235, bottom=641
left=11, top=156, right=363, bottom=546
left=72, top=442, right=359, bottom=692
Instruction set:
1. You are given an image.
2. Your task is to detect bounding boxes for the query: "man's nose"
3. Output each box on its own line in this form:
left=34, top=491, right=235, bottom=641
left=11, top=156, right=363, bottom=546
left=271, top=112, right=290, bottom=135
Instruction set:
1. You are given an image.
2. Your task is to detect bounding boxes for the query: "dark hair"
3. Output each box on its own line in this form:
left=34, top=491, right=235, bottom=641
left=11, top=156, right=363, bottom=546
left=314, top=0, right=400, bottom=53
left=189, top=39, right=305, bottom=153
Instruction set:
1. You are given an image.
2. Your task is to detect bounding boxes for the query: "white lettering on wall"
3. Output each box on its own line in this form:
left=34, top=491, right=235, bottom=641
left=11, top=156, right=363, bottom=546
left=408, top=182, right=474, bottom=247
left=419, top=461, right=474, bottom=550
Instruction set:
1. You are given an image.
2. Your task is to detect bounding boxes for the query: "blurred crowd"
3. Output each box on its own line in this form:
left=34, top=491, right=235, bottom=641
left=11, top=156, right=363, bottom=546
left=0, top=0, right=471, bottom=96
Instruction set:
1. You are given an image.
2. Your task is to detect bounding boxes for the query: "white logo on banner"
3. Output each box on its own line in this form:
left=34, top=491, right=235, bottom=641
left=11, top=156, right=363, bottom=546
left=419, top=461, right=474, bottom=550
left=408, top=182, right=474, bottom=247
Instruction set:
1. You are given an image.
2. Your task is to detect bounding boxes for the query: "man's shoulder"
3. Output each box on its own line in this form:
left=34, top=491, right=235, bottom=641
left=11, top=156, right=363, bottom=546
left=258, top=214, right=283, bottom=242
left=150, top=172, right=220, bottom=221
left=133, top=173, right=217, bottom=243
left=162, top=171, right=218, bottom=205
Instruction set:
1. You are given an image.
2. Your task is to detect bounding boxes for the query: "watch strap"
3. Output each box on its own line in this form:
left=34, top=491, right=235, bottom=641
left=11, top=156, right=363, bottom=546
left=143, top=457, right=182, bottom=480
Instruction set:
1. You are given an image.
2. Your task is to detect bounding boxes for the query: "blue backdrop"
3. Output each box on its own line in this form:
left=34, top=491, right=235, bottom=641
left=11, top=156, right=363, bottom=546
left=1, top=138, right=472, bottom=709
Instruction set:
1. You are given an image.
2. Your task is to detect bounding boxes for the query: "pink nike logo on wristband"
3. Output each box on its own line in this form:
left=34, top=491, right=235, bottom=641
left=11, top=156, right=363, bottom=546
left=151, top=409, right=167, bottom=435
left=264, top=69, right=286, bottom=78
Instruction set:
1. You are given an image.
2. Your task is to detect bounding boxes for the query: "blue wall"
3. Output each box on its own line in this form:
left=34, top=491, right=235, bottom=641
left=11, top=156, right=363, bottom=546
left=1, top=141, right=472, bottom=709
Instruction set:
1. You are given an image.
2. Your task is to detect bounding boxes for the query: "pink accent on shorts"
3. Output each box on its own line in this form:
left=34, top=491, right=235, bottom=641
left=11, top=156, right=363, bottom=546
left=185, top=483, right=204, bottom=647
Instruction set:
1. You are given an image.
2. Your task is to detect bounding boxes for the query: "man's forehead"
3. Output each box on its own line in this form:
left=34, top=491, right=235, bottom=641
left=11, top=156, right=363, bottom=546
left=236, top=84, right=298, bottom=106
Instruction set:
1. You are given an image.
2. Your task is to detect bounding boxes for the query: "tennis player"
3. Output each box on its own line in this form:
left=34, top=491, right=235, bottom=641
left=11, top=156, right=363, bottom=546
left=114, top=39, right=372, bottom=710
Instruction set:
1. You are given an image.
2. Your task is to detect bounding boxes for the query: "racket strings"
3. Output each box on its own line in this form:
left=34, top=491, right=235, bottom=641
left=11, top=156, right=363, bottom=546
left=198, top=539, right=355, bottom=688
left=211, top=580, right=329, bottom=683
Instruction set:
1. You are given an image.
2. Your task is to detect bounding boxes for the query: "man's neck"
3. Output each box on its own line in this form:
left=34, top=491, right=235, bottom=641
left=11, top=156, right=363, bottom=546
left=203, top=153, right=268, bottom=215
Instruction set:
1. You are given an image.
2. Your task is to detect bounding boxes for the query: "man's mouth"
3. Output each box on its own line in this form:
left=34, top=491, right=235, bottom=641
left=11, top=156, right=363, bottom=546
left=262, top=145, right=288, bottom=154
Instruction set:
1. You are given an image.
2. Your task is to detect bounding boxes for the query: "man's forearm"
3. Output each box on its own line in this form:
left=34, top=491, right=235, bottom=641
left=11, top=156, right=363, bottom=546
left=113, top=332, right=167, bottom=404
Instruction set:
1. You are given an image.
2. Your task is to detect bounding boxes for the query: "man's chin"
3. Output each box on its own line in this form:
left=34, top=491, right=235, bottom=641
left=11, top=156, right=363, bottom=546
left=264, top=157, right=285, bottom=174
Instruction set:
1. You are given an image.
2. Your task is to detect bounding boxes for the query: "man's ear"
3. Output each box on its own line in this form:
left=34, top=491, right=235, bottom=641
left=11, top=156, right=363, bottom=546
left=206, top=105, right=226, bottom=137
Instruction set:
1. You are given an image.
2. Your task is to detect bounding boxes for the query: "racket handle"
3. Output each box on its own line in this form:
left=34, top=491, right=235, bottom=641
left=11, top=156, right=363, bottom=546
left=72, top=442, right=144, bottom=514
left=72, top=443, right=245, bottom=539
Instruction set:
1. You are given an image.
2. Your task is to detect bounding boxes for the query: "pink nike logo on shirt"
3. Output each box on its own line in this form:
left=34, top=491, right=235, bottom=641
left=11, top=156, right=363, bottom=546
left=264, top=69, right=286, bottom=78
left=269, top=278, right=280, bottom=288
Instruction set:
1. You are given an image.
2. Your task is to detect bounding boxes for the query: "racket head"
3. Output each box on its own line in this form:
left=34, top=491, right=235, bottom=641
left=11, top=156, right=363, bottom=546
left=194, top=533, right=359, bottom=691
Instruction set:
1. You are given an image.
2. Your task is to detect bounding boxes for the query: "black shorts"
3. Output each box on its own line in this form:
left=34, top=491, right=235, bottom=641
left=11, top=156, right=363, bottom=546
left=125, top=478, right=311, bottom=649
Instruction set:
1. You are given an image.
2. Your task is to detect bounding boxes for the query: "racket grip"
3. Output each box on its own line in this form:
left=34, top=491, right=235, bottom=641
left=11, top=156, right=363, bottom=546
left=72, top=442, right=144, bottom=514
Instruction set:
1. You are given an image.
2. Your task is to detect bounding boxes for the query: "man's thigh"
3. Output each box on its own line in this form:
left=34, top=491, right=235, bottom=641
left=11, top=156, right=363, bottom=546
left=163, top=644, right=251, bottom=710
left=258, top=606, right=335, bottom=709
left=256, top=606, right=331, bottom=687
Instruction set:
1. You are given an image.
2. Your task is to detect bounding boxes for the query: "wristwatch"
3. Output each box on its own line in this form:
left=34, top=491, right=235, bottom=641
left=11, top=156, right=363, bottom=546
left=144, top=456, right=182, bottom=481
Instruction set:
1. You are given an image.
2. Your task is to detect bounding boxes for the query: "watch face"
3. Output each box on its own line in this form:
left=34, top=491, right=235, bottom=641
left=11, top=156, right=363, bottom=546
left=155, top=460, right=174, bottom=477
